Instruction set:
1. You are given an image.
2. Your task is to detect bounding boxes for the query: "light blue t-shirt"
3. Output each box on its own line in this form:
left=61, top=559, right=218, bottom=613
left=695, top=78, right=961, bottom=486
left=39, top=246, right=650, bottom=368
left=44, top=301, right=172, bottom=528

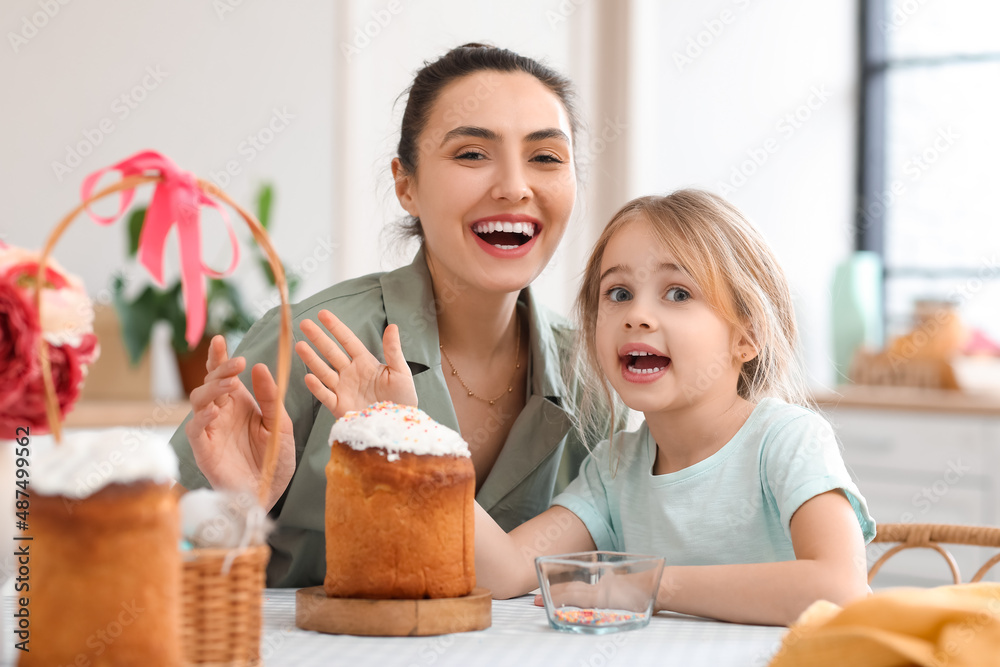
left=552, top=398, right=876, bottom=565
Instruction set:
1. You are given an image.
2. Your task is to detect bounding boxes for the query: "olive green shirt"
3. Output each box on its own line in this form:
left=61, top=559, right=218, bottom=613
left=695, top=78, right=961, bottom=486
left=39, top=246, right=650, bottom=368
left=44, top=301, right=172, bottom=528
left=170, top=251, right=590, bottom=587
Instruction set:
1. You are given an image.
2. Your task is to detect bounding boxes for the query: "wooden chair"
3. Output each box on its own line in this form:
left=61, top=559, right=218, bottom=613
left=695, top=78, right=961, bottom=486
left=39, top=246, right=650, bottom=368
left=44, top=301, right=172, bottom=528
left=868, top=523, right=1000, bottom=585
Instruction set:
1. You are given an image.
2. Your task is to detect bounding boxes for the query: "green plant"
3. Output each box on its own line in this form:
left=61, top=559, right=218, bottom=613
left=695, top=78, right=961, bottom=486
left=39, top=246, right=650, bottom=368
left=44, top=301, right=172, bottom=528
left=112, top=183, right=299, bottom=365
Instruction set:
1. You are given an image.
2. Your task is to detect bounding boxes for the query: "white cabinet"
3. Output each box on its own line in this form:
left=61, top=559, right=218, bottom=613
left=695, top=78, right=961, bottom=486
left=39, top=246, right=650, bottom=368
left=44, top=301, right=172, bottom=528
left=821, top=397, right=1000, bottom=588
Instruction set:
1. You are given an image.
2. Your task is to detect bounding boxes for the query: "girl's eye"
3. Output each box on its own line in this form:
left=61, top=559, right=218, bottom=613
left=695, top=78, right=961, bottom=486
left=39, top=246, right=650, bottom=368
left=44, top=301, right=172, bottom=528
left=665, top=287, right=691, bottom=302
left=531, top=153, right=564, bottom=164
left=455, top=150, right=486, bottom=161
left=605, top=286, right=632, bottom=303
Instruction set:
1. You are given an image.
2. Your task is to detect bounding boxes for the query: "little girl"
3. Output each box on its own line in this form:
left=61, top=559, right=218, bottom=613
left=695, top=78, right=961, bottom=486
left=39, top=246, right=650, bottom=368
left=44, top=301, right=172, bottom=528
left=473, top=190, right=876, bottom=626
left=299, top=190, right=875, bottom=626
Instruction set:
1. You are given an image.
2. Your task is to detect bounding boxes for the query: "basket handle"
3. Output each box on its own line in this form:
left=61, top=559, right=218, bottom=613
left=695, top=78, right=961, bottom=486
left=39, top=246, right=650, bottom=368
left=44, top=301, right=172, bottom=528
left=34, top=172, right=292, bottom=506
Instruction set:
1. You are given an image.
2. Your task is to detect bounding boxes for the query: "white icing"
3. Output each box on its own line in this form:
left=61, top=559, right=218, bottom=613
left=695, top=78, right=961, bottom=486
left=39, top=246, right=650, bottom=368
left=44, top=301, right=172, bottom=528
left=31, top=427, right=179, bottom=499
left=328, top=401, right=470, bottom=461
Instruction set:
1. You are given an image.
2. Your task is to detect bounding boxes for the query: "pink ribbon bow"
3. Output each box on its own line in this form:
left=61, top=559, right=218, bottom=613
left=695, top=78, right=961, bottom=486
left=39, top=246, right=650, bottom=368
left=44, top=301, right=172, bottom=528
left=81, top=150, right=240, bottom=349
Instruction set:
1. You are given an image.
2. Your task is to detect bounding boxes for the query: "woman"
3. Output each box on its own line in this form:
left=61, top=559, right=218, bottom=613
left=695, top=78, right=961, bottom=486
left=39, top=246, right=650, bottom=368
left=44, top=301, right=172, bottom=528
left=171, top=44, right=604, bottom=588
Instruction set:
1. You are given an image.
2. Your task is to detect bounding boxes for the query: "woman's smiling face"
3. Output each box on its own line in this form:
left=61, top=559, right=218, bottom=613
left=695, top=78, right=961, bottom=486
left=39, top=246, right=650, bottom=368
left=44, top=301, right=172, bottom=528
left=393, top=70, right=577, bottom=295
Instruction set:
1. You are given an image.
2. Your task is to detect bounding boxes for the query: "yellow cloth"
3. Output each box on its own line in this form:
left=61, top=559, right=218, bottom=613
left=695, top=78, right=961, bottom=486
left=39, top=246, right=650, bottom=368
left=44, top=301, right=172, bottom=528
left=768, top=583, right=1000, bottom=667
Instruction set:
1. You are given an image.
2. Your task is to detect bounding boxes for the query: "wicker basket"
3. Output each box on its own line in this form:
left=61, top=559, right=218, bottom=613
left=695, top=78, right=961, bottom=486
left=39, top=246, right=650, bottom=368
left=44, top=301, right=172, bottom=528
left=182, top=545, right=272, bottom=665
left=36, top=160, right=293, bottom=666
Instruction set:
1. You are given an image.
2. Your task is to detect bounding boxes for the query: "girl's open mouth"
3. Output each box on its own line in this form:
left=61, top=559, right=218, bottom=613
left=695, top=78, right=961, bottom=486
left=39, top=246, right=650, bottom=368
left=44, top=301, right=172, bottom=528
left=621, top=351, right=671, bottom=383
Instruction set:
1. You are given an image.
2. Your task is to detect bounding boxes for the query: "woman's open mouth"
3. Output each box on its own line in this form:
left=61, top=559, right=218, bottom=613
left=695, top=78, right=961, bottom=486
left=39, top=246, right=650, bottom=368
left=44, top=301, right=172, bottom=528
left=621, top=350, right=671, bottom=383
left=471, top=220, right=539, bottom=257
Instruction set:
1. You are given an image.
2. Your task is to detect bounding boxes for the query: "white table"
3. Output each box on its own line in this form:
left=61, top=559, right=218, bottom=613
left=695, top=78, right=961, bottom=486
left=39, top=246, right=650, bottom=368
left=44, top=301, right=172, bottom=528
left=1, top=588, right=787, bottom=666
left=257, top=589, right=786, bottom=666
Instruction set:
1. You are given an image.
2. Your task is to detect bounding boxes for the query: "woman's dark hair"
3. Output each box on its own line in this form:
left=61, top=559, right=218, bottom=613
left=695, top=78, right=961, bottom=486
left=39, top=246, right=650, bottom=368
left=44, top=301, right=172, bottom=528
left=395, top=43, right=580, bottom=240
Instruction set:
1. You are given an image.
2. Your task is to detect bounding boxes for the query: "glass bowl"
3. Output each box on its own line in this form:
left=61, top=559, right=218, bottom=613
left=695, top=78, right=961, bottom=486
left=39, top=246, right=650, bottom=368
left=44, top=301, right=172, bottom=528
left=534, top=551, right=665, bottom=634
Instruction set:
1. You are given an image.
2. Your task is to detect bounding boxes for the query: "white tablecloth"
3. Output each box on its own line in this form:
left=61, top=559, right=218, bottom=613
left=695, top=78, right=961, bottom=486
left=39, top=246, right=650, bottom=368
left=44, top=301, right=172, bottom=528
left=258, top=589, right=786, bottom=666
left=2, top=588, right=788, bottom=666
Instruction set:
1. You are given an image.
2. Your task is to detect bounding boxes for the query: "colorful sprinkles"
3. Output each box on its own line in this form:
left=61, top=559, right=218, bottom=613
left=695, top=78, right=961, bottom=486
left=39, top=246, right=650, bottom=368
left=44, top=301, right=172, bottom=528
left=554, top=608, right=642, bottom=626
left=329, top=401, right=470, bottom=459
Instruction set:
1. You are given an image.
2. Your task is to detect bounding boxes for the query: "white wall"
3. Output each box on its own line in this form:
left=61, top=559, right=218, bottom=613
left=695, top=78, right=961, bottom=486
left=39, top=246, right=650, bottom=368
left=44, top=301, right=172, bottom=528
left=2, top=1, right=336, bottom=396
left=2, top=1, right=336, bottom=296
left=0, top=0, right=857, bottom=395
left=628, top=0, right=858, bottom=388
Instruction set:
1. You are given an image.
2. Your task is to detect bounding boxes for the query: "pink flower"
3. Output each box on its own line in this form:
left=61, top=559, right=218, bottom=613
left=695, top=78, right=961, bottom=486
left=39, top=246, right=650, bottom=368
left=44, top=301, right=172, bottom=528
left=0, top=282, right=39, bottom=412
left=0, top=244, right=98, bottom=439
left=0, top=339, right=91, bottom=439
left=0, top=247, right=93, bottom=347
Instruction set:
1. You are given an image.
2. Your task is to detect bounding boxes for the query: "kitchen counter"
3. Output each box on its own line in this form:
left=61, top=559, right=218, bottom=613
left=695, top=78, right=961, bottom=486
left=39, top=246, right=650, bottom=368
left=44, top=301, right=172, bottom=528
left=64, top=399, right=191, bottom=428
left=813, top=385, right=1000, bottom=415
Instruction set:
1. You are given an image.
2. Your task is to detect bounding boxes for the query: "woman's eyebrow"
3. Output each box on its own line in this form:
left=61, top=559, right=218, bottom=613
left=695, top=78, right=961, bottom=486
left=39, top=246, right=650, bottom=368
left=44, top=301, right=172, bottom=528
left=440, top=126, right=498, bottom=146
left=439, top=126, right=570, bottom=147
left=524, top=128, right=570, bottom=143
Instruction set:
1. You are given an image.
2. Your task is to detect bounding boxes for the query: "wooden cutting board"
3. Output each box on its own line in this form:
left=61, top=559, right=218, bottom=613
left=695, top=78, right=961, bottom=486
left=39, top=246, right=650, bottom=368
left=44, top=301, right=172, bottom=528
left=295, top=586, right=492, bottom=636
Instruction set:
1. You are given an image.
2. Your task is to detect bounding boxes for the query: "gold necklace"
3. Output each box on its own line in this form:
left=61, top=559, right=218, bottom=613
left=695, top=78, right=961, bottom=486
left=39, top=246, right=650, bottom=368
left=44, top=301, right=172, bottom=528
left=439, top=315, right=521, bottom=406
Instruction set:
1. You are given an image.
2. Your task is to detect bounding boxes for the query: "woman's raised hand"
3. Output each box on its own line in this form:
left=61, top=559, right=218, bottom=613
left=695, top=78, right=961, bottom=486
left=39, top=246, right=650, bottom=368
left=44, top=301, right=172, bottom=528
left=185, top=335, right=296, bottom=511
left=296, top=309, right=417, bottom=418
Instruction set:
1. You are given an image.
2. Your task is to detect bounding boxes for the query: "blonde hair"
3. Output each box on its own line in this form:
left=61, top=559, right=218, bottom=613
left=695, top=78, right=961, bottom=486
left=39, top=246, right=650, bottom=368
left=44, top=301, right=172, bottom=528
left=573, top=190, right=808, bottom=445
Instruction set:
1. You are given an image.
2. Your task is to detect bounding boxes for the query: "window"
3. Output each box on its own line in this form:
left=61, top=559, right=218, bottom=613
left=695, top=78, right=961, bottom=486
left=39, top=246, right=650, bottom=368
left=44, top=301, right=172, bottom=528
left=859, top=0, right=1000, bottom=344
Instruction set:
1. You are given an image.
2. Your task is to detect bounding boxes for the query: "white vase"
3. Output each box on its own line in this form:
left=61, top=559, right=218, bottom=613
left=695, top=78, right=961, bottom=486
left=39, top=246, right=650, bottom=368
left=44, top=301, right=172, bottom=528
left=831, top=251, right=884, bottom=382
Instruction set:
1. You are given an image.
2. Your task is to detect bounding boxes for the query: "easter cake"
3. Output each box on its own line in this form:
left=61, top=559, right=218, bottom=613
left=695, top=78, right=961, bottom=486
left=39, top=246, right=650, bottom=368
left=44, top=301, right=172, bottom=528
left=324, top=402, right=475, bottom=599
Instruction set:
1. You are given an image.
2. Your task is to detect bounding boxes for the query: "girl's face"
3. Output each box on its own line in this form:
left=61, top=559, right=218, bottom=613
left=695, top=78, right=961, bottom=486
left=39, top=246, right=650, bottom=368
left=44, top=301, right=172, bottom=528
left=594, top=219, right=752, bottom=414
left=393, top=71, right=576, bottom=295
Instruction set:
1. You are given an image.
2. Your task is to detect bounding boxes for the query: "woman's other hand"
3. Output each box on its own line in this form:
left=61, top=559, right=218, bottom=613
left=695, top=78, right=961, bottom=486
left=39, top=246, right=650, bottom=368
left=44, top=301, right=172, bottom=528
left=185, top=335, right=296, bottom=511
left=296, top=309, right=418, bottom=417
